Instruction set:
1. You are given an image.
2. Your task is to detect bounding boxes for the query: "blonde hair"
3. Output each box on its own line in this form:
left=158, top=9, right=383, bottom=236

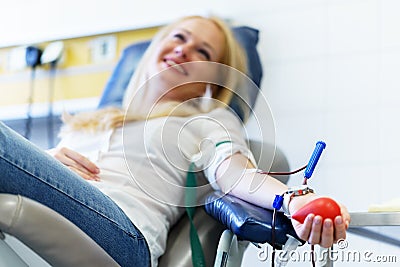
left=62, top=15, right=248, bottom=134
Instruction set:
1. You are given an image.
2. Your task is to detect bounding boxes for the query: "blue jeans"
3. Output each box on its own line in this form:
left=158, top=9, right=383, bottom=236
left=0, top=122, right=150, bottom=267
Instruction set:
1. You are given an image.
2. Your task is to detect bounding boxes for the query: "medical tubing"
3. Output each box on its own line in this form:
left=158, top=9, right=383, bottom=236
left=266, top=141, right=326, bottom=267
left=304, top=141, right=326, bottom=179
left=262, top=165, right=307, bottom=176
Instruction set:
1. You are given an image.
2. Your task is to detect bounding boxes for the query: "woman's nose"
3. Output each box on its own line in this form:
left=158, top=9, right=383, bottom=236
left=174, top=45, right=187, bottom=58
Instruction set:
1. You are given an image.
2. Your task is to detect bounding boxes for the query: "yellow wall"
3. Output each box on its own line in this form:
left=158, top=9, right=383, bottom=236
left=0, top=27, right=160, bottom=107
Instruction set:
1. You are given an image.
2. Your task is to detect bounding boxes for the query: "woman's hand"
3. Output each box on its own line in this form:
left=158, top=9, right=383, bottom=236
left=289, top=194, right=350, bottom=248
left=47, top=147, right=101, bottom=181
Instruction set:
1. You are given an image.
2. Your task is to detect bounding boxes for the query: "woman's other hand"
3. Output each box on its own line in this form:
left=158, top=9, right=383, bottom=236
left=290, top=195, right=350, bottom=248
left=47, top=147, right=101, bottom=181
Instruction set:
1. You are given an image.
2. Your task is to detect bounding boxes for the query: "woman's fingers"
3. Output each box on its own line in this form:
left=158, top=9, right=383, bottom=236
left=334, top=216, right=347, bottom=241
left=339, top=204, right=351, bottom=229
left=53, top=149, right=80, bottom=167
left=62, top=148, right=100, bottom=174
left=313, top=216, right=346, bottom=247
left=291, top=197, right=351, bottom=249
left=319, top=219, right=334, bottom=248
left=308, top=216, right=323, bottom=245
left=304, top=215, right=334, bottom=247
left=50, top=147, right=100, bottom=180
left=68, top=166, right=100, bottom=181
left=294, top=215, right=347, bottom=248
left=293, top=214, right=314, bottom=240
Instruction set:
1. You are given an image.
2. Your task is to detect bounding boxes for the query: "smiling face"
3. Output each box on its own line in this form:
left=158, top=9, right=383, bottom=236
left=146, top=17, right=226, bottom=103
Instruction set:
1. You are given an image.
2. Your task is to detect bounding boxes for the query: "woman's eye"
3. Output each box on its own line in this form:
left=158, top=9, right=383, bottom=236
left=198, top=49, right=211, bottom=60
left=173, top=33, right=185, bottom=41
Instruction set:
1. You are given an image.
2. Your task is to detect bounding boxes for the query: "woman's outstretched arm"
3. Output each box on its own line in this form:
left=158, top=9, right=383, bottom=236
left=215, top=153, right=350, bottom=247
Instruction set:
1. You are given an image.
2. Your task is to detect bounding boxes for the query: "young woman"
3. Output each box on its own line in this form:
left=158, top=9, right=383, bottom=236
left=0, top=16, right=350, bottom=266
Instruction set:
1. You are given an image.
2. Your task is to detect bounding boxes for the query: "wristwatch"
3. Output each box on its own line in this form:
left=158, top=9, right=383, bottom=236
left=281, top=185, right=314, bottom=216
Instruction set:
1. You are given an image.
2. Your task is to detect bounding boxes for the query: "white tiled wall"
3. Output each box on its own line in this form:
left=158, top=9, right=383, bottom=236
left=244, top=0, right=400, bottom=210
left=238, top=0, right=400, bottom=266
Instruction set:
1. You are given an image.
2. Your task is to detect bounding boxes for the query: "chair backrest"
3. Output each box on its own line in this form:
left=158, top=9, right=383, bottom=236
left=97, top=26, right=263, bottom=121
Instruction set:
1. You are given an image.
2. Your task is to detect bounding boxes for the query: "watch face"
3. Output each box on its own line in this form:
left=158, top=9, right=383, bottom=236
left=288, top=185, right=313, bottom=196
left=288, top=185, right=308, bottom=193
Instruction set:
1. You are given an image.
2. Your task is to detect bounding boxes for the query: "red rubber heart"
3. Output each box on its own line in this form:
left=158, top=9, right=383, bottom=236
left=291, top=197, right=341, bottom=223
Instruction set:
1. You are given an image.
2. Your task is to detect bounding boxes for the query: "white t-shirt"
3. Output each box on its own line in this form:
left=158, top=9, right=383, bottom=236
left=56, top=108, right=254, bottom=266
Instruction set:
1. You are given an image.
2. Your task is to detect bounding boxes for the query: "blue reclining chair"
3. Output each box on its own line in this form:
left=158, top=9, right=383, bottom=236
left=0, top=26, right=303, bottom=267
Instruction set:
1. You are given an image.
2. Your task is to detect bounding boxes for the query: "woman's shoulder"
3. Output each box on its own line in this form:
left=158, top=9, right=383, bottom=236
left=189, top=107, right=245, bottom=135
left=207, top=107, right=243, bottom=123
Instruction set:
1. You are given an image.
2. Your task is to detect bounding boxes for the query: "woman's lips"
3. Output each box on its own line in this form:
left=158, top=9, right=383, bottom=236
left=164, top=59, right=188, bottom=75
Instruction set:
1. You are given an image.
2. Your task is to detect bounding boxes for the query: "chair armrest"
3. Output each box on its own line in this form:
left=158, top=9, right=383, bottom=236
left=204, top=191, right=304, bottom=249
left=0, top=194, right=119, bottom=267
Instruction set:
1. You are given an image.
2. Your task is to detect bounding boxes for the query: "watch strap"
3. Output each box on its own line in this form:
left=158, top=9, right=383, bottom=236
left=281, top=186, right=314, bottom=217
